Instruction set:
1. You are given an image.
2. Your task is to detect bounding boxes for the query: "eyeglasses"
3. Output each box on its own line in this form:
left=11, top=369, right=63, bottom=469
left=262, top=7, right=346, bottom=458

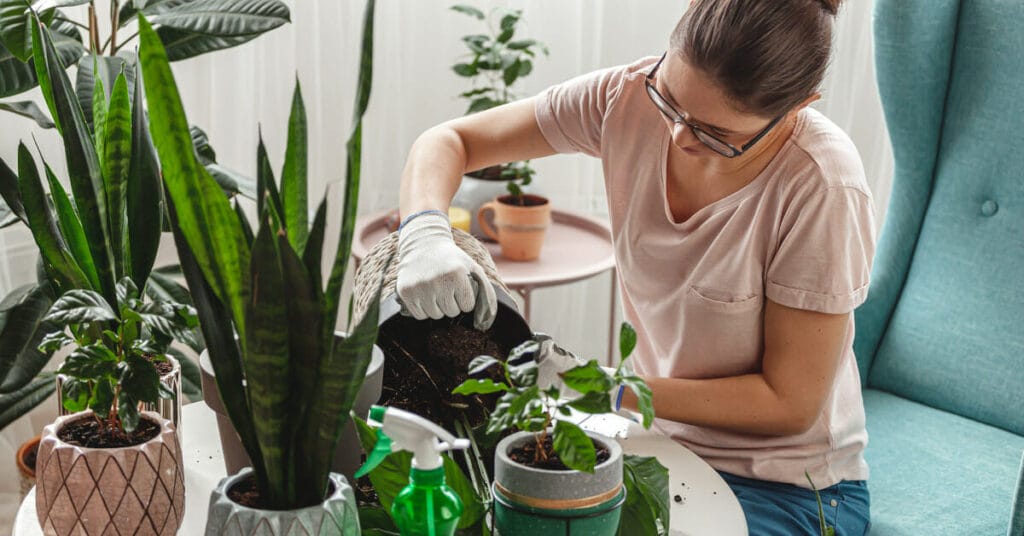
left=645, top=52, right=783, bottom=158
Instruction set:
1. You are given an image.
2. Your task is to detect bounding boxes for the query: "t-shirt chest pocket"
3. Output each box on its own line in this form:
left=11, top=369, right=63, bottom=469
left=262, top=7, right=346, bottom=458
left=677, top=285, right=765, bottom=378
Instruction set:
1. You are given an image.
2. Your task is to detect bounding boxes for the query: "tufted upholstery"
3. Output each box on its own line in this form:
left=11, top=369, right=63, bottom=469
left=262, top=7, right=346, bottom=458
left=853, top=0, right=1024, bottom=534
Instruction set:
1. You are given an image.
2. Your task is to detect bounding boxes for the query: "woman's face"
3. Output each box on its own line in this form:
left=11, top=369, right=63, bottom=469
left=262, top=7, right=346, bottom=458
left=651, top=54, right=779, bottom=157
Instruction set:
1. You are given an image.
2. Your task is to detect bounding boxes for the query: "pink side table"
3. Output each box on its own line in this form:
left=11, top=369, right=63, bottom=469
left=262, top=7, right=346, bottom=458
left=352, top=208, right=619, bottom=363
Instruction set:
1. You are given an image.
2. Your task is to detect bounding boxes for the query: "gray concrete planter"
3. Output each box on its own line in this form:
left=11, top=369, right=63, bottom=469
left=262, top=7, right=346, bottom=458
left=206, top=467, right=360, bottom=536
left=199, top=336, right=384, bottom=482
left=493, top=430, right=625, bottom=536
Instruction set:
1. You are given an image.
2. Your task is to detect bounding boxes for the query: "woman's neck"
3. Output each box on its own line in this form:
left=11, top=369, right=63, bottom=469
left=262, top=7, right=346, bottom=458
left=691, top=111, right=799, bottom=180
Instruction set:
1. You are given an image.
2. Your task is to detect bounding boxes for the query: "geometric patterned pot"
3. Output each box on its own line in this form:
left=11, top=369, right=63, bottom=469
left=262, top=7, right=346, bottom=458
left=205, top=467, right=360, bottom=536
left=35, top=410, right=185, bottom=536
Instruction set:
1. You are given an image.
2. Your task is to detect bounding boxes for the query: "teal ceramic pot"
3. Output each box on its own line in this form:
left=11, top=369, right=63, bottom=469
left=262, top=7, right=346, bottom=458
left=492, top=430, right=625, bottom=536
left=205, top=467, right=360, bottom=536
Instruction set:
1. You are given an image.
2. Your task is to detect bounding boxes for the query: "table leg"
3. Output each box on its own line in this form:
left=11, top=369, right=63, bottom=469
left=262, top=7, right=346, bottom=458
left=608, top=268, right=617, bottom=366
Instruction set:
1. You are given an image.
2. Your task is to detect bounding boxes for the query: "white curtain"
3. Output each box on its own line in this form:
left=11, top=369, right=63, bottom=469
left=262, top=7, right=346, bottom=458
left=0, top=1, right=892, bottom=529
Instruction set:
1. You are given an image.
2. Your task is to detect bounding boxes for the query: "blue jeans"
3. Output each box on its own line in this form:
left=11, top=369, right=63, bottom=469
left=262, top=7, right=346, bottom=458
left=719, top=472, right=871, bottom=536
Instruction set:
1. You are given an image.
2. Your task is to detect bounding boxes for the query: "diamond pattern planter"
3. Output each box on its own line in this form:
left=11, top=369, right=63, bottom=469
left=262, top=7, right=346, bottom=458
left=206, top=468, right=360, bottom=536
left=35, top=411, right=185, bottom=536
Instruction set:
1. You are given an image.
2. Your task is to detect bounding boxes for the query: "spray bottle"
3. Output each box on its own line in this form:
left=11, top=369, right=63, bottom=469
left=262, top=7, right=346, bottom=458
left=355, top=405, right=470, bottom=536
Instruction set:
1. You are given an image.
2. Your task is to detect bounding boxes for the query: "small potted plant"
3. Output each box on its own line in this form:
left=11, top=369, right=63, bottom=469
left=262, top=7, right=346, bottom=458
left=139, top=0, right=379, bottom=532
left=453, top=323, right=659, bottom=535
left=34, top=277, right=189, bottom=535
left=448, top=3, right=552, bottom=251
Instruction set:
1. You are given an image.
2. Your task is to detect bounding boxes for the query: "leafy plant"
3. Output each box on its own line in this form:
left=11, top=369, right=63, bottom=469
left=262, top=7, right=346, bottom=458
left=450, top=3, right=547, bottom=203
left=139, top=0, right=379, bottom=508
left=40, top=277, right=195, bottom=433
left=0, top=15, right=210, bottom=431
left=453, top=322, right=655, bottom=473
left=619, top=455, right=671, bottom=536
left=806, top=472, right=837, bottom=536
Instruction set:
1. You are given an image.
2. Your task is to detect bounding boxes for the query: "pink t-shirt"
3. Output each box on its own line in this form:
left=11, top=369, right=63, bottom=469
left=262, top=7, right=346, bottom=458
left=534, top=57, right=876, bottom=488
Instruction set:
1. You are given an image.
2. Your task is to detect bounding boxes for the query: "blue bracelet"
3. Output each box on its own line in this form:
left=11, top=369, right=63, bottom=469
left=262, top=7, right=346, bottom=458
left=398, top=209, right=449, bottom=232
left=614, top=385, right=626, bottom=412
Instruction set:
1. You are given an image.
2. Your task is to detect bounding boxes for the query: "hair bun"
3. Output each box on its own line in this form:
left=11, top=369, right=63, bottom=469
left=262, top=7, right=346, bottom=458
left=818, top=0, right=841, bottom=15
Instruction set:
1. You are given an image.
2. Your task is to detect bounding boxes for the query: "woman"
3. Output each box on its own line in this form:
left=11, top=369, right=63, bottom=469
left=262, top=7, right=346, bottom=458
left=395, top=0, right=873, bottom=533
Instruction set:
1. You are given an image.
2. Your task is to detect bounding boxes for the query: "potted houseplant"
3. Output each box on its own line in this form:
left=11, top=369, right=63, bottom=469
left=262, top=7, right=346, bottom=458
left=138, top=0, right=379, bottom=531
left=448, top=3, right=552, bottom=249
left=0, top=0, right=291, bottom=448
left=453, top=322, right=668, bottom=535
left=33, top=277, right=190, bottom=535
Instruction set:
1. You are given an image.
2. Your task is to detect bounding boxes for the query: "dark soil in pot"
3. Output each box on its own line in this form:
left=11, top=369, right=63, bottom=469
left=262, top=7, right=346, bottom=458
left=228, top=473, right=337, bottom=510
left=149, top=356, right=174, bottom=376
left=497, top=193, right=548, bottom=207
left=57, top=415, right=161, bottom=448
left=509, top=435, right=611, bottom=471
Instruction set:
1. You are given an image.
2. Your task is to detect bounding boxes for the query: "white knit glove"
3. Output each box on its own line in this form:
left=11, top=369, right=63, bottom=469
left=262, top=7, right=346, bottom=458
left=396, top=212, right=497, bottom=331
left=532, top=333, right=630, bottom=418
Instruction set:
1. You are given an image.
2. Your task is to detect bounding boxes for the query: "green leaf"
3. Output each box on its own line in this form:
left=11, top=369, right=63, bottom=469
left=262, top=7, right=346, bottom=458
left=75, top=55, right=133, bottom=130
left=32, top=17, right=117, bottom=305
left=126, top=60, right=162, bottom=288
left=0, top=284, right=58, bottom=393
left=487, top=385, right=538, bottom=435
left=467, top=354, right=502, bottom=375
left=497, top=27, right=513, bottom=44
left=244, top=219, right=291, bottom=505
left=44, top=289, right=116, bottom=324
left=0, top=154, right=27, bottom=225
left=0, top=28, right=80, bottom=99
left=140, top=14, right=251, bottom=340
left=467, top=96, right=500, bottom=114
left=507, top=357, right=537, bottom=387
left=301, top=197, right=326, bottom=292
left=502, top=59, right=519, bottom=87
left=88, top=376, right=114, bottom=417
left=452, top=62, right=477, bottom=77
left=101, top=72, right=132, bottom=279
left=17, top=142, right=91, bottom=293
left=500, top=11, right=520, bottom=31
left=255, top=131, right=282, bottom=224
left=165, top=346, right=202, bottom=401
left=121, top=352, right=162, bottom=404
left=619, top=455, right=670, bottom=536
left=43, top=161, right=100, bottom=290
left=149, top=0, right=290, bottom=37
left=450, top=4, right=484, bottom=19
left=567, top=390, right=612, bottom=414
left=560, top=360, right=614, bottom=394
left=0, top=100, right=54, bottom=127
left=156, top=25, right=257, bottom=61
left=358, top=506, right=398, bottom=535
left=452, top=378, right=508, bottom=395
left=619, top=322, right=637, bottom=361
left=506, top=39, right=536, bottom=50
left=281, top=78, right=308, bottom=253
left=92, top=74, right=107, bottom=161
left=0, top=374, right=54, bottom=428
left=552, top=420, right=596, bottom=473
left=322, top=0, right=373, bottom=346
left=621, top=375, right=654, bottom=429
left=59, top=344, right=117, bottom=378
left=0, top=0, right=34, bottom=62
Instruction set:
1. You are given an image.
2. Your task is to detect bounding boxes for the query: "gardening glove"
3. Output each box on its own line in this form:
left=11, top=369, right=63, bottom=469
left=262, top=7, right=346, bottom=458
left=396, top=212, right=497, bottom=331
left=532, top=333, right=634, bottom=420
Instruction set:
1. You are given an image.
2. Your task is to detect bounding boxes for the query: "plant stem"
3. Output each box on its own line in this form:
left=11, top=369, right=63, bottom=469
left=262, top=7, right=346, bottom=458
left=53, top=16, right=90, bottom=31
left=108, top=0, right=119, bottom=56
left=113, top=30, right=138, bottom=53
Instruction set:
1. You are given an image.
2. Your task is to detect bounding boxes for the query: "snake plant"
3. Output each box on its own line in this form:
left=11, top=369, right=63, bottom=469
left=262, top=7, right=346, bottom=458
left=139, top=0, right=381, bottom=508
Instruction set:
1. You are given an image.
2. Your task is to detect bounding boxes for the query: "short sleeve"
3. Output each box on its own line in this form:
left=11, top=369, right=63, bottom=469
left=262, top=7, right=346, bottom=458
left=766, top=186, right=876, bottom=314
left=534, top=65, right=629, bottom=158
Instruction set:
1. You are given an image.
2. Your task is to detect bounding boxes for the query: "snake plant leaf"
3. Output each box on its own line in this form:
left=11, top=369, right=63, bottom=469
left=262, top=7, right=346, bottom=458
left=245, top=218, right=291, bottom=504
left=32, top=17, right=117, bottom=305
left=148, top=0, right=289, bottom=37
left=301, top=198, right=326, bottom=294
left=139, top=14, right=250, bottom=334
left=323, top=0, right=373, bottom=340
left=0, top=284, right=57, bottom=393
left=91, top=74, right=106, bottom=160
left=75, top=55, right=133, bottom=130
left=233, top=199, right=254, bottom=246
left=0, top=100, right=54, bottom=128
left=618, top=455, right=670, bottom=536
left=102, top=72, right=132, bottom=278
left=155, top=25, right=257, bottom=61
left=43, top=161, right=100, bottom=290
left=0, top=155, right=26, bottom=225
left=166, top=192, right=266, bottom=483
left=281, top=79, right=308, bottom=253
left=256, top=130, right=283, bottom=227
left=17, top=143, right=91, bottom=293
left=0, top=374, right=54, bottom=428
left=126, top=61, right=161, bottom=288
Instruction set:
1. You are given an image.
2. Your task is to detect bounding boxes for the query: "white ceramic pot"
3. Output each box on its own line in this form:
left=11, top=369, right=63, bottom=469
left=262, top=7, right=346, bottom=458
left=452, top=168, right=540, bottom=240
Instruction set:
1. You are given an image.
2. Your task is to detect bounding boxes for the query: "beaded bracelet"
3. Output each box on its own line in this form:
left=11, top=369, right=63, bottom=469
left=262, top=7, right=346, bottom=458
left=398, top=209, right=449, bottom=232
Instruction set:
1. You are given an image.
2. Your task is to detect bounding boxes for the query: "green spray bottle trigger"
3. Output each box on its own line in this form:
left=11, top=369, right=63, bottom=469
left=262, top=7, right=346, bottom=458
left=355, top=405, right=470, bottom=536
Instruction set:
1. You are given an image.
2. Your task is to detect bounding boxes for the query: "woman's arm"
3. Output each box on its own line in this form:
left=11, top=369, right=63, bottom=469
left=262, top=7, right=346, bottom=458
left=620, top=299, right=850, bottom=436
left=399, top=96, right=558, bottom=215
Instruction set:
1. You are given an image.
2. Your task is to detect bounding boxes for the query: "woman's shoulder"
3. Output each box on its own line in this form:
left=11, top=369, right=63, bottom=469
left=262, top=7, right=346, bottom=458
left=779, top=108, right=871, bottom=198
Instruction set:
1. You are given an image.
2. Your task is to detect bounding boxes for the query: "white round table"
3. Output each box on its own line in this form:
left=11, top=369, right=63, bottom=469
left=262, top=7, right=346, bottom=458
left=15, top=403, right=748, bottom=535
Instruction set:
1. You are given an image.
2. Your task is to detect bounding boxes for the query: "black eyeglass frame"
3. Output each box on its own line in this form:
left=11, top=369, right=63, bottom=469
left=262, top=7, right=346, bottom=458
left=645, top=52, right=783, bottom=158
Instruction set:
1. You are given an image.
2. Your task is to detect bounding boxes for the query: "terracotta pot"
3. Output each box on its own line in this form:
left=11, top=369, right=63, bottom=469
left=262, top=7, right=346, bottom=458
left=452, top=167, right=541, bottom=240
left=478, top=194, right=552, bottom=261
left=35, top=410, right=185, bottom=536
left=16, top=435, right=41, bottom=499
left=205, top=467, right=360, bottom=535
left=199, top=334, right=385, bottom=483
left=56, top=354, right=183, bottom=432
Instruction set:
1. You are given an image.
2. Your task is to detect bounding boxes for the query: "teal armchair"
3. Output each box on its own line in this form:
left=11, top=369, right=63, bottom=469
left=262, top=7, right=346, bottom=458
left=854, top=0, right=1024, bottom=534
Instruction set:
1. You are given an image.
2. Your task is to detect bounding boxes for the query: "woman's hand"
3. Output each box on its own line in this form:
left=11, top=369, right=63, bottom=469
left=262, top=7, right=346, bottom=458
left=396, top=213, right=497, bottom=330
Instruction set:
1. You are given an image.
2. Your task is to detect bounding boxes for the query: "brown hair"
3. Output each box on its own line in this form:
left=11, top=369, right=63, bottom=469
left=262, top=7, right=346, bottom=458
left=670, top=0, right=842, bottom=117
